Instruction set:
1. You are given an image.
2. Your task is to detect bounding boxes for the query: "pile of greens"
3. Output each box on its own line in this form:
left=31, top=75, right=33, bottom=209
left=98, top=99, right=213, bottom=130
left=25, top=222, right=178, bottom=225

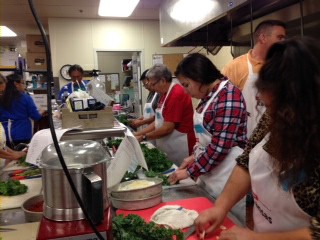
left=144, top=170, right=170, bottom=186
left=112, top=214, right=183, bottom=240
left=108, top=140, right=173, bottom=185
left=116, top=115, right=129, bottom=126
left=140, top=144, right=173, bottom=173
left=0, top=180, right=28, bottom=196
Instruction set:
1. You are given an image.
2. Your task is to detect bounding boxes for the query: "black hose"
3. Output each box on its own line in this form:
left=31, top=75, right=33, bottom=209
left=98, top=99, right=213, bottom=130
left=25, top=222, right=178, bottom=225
left=27, top=1, right=105, bottom=239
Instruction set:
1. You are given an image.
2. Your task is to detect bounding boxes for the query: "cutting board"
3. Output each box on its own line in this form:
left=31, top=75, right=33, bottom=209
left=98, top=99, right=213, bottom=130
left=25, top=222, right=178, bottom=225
left=116, top=197, right=235, bottom=239
left=0, top=178, right=42, bottom=210
left=2, top=160, right=31, bottom=172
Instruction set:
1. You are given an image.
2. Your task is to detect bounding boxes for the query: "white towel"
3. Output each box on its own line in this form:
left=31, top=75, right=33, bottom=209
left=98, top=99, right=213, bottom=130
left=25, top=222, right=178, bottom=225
left=150, top=205, right=198, bottom=229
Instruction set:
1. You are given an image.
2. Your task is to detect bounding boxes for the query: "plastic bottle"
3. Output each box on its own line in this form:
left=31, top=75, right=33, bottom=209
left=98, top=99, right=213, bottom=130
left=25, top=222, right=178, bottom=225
left=32, top=75, right=37, bottom=89
left=62, top=86, right=69, bottom=103
left=87, top=69, right=113, bottom=106
left=51, top=100, right=61, bottom=129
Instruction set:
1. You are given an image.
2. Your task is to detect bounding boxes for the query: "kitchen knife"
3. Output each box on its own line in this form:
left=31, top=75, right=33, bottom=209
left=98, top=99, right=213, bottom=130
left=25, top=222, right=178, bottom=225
left=183, top=225, right=196, bottom=239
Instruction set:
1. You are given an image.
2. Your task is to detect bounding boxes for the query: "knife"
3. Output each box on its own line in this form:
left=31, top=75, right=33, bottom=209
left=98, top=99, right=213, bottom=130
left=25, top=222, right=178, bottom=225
left=183, top=225, right=196, bottom=239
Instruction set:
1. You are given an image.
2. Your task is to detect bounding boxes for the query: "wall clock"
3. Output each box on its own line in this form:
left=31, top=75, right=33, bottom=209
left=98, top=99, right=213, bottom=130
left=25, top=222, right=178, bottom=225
left=60, top=64, right=72, bottom=80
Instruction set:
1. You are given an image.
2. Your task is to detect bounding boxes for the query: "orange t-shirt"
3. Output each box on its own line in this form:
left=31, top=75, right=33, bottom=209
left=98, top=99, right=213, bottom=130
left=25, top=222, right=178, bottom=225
left=221, top=50, right=264, bottom=90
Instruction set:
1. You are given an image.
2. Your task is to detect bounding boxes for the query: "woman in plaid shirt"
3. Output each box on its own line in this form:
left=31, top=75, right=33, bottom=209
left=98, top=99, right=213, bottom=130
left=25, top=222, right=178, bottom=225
left=169, top=53, right=248, bottom=224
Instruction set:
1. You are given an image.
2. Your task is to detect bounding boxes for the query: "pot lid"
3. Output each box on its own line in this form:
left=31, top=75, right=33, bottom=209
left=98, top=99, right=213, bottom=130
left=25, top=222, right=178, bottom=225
left=40, top=140, right=110, bottom=169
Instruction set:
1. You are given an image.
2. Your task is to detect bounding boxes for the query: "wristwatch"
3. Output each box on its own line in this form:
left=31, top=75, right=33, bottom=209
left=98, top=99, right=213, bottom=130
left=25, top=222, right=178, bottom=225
left=142, top=135, right=147, bottom=141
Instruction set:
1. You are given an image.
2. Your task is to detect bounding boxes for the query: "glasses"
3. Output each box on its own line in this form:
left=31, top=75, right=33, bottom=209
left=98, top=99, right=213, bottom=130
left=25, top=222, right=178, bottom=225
left=149, top=80, right=160, bottom=87
left=181, top=82, right=189, bottom=88
left=142, top=80, right=149, bottom=87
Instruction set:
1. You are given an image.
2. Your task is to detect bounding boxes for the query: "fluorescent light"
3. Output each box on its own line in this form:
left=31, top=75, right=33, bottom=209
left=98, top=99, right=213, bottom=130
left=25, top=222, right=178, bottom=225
left=98, top=0, right=140, bottom=17
left=170, top=0, right=215, bottom=23
left=0, top=26, right=17, bottom=37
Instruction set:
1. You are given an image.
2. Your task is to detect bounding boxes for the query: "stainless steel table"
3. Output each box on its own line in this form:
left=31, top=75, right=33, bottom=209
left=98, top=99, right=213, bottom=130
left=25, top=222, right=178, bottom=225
left=0, top=184, right=242, bottom=227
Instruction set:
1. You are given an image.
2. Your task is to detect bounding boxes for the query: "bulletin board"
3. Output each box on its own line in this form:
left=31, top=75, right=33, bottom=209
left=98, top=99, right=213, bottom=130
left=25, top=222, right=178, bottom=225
left=152, top=53, right=185, bottom=75
left=104, top=73, right=120, bottom=93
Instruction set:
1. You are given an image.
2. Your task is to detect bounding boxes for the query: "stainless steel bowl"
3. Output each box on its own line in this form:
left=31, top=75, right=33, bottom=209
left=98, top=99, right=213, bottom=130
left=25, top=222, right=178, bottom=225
left=110, top=178, right=163, bottom=200
left=110, top=192, right=162, bottom=210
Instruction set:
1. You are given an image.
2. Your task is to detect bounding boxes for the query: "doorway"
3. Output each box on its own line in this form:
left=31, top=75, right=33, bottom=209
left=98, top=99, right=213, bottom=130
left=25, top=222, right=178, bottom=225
left=96, top=51, right=142, bottom=115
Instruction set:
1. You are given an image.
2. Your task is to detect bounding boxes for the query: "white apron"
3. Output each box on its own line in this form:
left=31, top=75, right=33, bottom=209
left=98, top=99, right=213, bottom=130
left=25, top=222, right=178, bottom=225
left=71, top=81, right=86, bottom=92
left=143, top=92, right=158, bottom=119
left=141, top=93, right=158, bottom=144
left=194, top=80, right=246, bottom=225
left=242, top=55, right=265, bottom=138
left=0, top=123, right=6, bottom=167
left=155, top=83, right=189, bottom=166
left=249, top=133, right=311, bottom=232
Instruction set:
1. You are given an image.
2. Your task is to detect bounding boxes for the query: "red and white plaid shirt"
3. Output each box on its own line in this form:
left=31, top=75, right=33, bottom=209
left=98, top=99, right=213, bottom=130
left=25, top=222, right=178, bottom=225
left=188, top=79, right=248, bottom=178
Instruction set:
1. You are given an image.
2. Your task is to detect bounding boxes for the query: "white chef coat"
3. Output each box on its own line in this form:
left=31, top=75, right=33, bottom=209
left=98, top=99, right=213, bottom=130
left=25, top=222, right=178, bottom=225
left=249, top=133, right=311, bottom=232
left=194, top=80, right=246, bottom=225
left=242, top=54, right=265, bottom=138
left=155, top=82, right=189, bottom=166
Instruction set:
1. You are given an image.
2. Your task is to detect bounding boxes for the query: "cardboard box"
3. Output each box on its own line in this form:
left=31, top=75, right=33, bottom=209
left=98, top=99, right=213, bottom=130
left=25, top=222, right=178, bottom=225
left=61, top=107, right=115, bottom=129
left=26, top=52, right=47, bottom=70
left=26, top=35, right=48, bottom=53
left=31, top=93, right=47, bottom=111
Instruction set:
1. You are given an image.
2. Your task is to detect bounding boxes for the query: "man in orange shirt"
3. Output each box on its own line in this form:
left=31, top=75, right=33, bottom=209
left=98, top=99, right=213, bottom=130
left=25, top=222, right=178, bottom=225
left=222, top=20, right=286, bottom=137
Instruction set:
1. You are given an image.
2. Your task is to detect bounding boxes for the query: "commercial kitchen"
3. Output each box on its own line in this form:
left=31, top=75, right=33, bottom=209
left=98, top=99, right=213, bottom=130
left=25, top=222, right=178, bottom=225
left=0, top=0, right=319, bottom=239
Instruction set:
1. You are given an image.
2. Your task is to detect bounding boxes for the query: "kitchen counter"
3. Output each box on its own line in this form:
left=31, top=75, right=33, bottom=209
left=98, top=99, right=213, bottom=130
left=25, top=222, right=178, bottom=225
left=0, top=184, right=243, bottom=239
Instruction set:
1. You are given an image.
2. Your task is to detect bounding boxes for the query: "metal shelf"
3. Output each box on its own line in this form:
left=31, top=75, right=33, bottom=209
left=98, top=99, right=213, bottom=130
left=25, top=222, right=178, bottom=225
left=60, top=126, right=127, bottom=141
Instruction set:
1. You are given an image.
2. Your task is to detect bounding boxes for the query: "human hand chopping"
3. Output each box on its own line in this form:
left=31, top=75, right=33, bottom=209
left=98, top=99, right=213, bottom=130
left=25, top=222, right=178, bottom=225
left=168, top=155, right=194, bottom=185
left=194, top=206, right=226, bottom=239
left=218, top=226, right=255, bottom=240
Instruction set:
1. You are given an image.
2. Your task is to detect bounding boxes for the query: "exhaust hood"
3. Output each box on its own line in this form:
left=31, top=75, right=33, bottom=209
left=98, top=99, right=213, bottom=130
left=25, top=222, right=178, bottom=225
left=160, top=0, right=320, bottom=50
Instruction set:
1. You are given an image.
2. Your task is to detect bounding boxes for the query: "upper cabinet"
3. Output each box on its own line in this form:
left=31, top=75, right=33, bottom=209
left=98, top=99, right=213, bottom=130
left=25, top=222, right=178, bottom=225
left=159, top=0, right=320, bottom=48
left=159, top=0, right=246, bottom=47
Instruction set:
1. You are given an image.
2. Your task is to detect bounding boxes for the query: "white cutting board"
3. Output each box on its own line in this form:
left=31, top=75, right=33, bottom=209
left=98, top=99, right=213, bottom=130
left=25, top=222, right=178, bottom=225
left=0, top=178, right=42, bottom=210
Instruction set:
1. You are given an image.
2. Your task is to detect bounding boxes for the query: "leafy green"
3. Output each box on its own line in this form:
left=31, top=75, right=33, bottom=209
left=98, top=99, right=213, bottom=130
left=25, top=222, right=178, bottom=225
left=116, top=115, right=129, bottom=125
left=17, top=156, right=32, bottom=167
left=18, top=168, right=41, bottom=177
left=145, top=170, right=170, bottom=186
left=107, top=138, right=123, bottom=149
left=112, top=214, right=183, bottom=240
left=121, top=169, right=139, bottom=182
left=0, top=180, right=28, bottom=196
left=140, top=145, right=173, bottom=173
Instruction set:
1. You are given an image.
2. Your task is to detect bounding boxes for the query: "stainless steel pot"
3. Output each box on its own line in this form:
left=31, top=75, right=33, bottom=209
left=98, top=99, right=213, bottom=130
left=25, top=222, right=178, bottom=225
left=40, top=140, right=110, bottom=223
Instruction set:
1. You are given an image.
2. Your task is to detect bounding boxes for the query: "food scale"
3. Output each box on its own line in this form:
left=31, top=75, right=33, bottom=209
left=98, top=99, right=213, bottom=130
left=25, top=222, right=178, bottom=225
left=35, top=127, right=126, bottom=240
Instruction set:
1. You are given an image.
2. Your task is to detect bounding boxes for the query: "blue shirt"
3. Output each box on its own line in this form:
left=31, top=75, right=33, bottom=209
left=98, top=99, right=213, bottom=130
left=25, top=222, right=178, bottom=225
left=0, top=93, right=42, bottom=142
left=58, top=80, right=89, bottom=101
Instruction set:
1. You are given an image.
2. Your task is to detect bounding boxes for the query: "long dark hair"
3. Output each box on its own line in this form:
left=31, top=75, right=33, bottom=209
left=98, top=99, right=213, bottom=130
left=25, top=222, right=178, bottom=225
left=256, top=37, right=320, bottom=189
left=0, top=73, right=22, bottom=109
left=175, top=53, right=223, bottom=88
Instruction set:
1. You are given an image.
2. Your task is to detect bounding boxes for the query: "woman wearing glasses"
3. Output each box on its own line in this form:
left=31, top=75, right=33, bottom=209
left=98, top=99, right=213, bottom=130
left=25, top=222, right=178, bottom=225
left=129, top=69, right=159, bottom=130
left=134, top=64, right=196, bottom=166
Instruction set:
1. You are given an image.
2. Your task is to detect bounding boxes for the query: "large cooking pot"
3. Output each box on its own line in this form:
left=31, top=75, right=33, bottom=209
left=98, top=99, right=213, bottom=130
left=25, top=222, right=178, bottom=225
left=40, top=140, right=110, bottom=224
